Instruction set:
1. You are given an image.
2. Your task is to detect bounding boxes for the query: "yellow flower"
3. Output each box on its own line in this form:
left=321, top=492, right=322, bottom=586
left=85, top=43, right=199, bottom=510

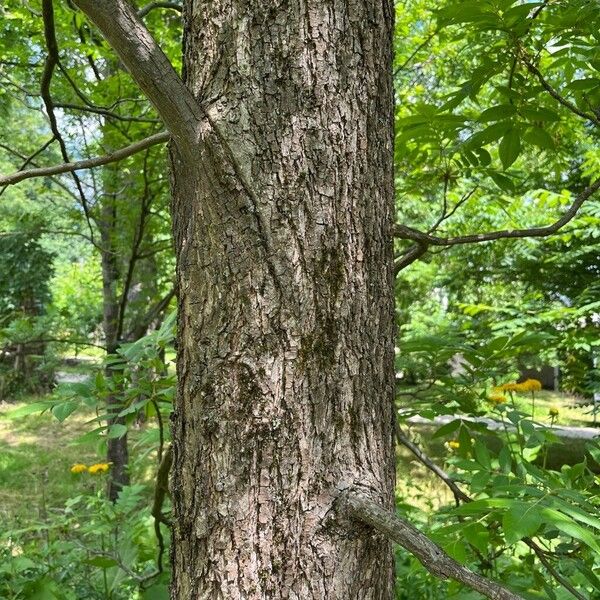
left=498, top=380, right=542, bottom=394
left=488, top=394, right=506, bottom=405
left=447, top=440, right=460, bottom=450
left=70, top=463, right=88, bottom=474
left=549, top=407, right=559, bottom=418
left=88, top=463, right=111, bottom=475
left=521, top=379, right=543, bottom=392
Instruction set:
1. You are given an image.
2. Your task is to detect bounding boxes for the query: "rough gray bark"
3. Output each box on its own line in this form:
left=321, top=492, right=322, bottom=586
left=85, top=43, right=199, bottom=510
left=168, top=1, right=396, bottom=597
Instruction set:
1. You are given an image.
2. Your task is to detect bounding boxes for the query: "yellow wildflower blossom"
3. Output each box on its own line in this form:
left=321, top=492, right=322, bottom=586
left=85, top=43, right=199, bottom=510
left=521, top=379, right=543, bottom=392
left=549, top=407, right=559, bottom=418
left=498, top=382, right=518, bottom=392
left=70, top=463, right=88, bottom=474
left=497, top=379, right=542, bottom=394
left=88, top=463, right=111, bottom=475
left=488, top=394, right=505, bottom=405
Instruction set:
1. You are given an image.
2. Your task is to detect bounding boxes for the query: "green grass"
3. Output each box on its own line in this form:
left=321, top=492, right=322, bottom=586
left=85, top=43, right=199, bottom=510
left=0, top=394, right=160, bottom=527
left=0, top=397, right=100, bottom=525
left=501, top=389, right=598, bottom=427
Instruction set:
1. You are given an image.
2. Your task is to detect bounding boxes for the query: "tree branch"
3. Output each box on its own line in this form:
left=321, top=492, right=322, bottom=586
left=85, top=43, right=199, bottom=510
left=138, top=1, right=182, bottom=18
left=2, top=337, right=106, bottom=350
left=520, top=52, right=600, bottom=128
left=394, top=242, right=429, bottom=274
left=55, top=102, right=161, bottom=123
left=394, top=178, right=600, bottom=248
left=126, top=286, right=176, bottom=341
left=0, top=142, right=83, bottom=203
left=395, top=424, right=470, bottom=504
left=41, top=0, right=94, bottom=242
left=72, top=0, right=202, bottom=151
left=341, top=489, right=522, bottom=600
left=0, top=132, right=169, bottom=186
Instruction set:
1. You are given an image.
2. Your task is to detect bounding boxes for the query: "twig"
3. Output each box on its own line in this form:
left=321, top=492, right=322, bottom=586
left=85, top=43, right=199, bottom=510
left=0, top=136, right=55, bottom=198
left=55, top=102, right=160, bottom=123
left=394, top=30, right=437, bottom=77
left=0, top=132, right=170, bottom=186
left=341, top=488, right=523, bottom=600
left=395, top=424, right=469, bottom=504
left=41, top=0, right=94, bottom=243
left=394, top=178, right=600, bottom=247
left=138, top=1, right=182, bottom=18
left=520, top=52, right=600, bottom=128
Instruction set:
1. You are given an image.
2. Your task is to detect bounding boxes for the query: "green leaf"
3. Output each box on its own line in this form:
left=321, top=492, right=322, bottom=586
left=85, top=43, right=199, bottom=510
left=65, top=382, right=93, bottom=397
left=489, top=171, right=515, bottom=192
left=464, top=122, right=511, bottom=149
left=499, top=128, right=521, bottom=169
left=432, top=419, right=463, bottom=439
left=142, top=584, right=169, bottom=600
left=118, top=398, right=150, bottom=417
left=479, top=104, right=517, bottom=122
left=522, top=127, right=555, bottom=150
left=498, top=446, right=512, bottom=473
left=70, top=426, right=108, bottom=445
left=586, top=442, right=600, bottom=466
left=540, top=508, right=600, bottom=553
left=503, top=3, right=542, bottom=27
left=502, top=502, right=542, bottom=543
left=573, top=561, right=600, bottom=591
left=22, top=578, right=62, bottom=600
left=442, top=538, right=468, bottom=562
left=5, top=556, right=36, bottom=573
left=473, top=439, right=492, bottom=470
left=566, top=78, right=600, bottom=91
left=85, top=556, right=119, bottom=569
left=51, top=401, right=79, bottom=422
left=8, top=401, right=49, bottom=419
left=462, top=522, right=490, bottom=553
left=452, top=498, right=514, bottom=516
left=549, top=497, right=600, bottom=531
left=107, top=424, right=128, bottom=439
left=521, top=106, right=560, bottom=122
left=474, top=147, right=492, bottom=165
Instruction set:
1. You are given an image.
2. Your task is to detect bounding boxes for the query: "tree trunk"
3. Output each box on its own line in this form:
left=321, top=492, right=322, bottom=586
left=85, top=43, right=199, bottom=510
left=99, top=213, right=130, bottom=501
left=170, top=1, right=396, bottom=597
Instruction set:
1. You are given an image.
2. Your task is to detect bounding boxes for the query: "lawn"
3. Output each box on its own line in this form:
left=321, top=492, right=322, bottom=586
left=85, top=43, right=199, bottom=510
left=509, top=389, right=598, bottom=427
left=0, top=397, right=160, bottom=528
left=0, top=398, right=101, bottom=526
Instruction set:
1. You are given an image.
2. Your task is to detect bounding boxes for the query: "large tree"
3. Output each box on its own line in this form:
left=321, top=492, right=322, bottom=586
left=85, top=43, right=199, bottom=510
left=7, top=0, right=599, bottom=598
left=72, top=0, right=398, bottom=596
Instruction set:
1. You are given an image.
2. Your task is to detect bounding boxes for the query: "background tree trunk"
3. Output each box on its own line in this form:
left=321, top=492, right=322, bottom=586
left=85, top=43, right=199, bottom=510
left=170, top=1, right=396, bottom=597
left=99, top=197, right=130, bottom=501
